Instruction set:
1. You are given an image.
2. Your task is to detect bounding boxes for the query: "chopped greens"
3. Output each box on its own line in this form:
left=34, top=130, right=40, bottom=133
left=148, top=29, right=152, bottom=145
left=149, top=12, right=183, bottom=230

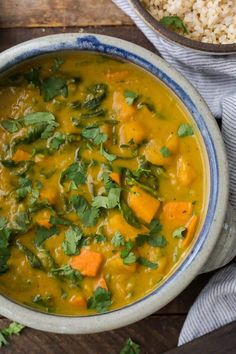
left=92, top=187, right=121, bottom=209
left=111, top=231, right=125, bottom=247
left=0, top=322, right=25, bottom=348
left=137, top=257, right=158, bottom=269
left=120, top=241, right=137, bottom=265
left=160, top=146, right=172, bottom=158
left=16, top=241, right=43, bottom=270
left=100, top=144, right=117, bottom=162
left=120, top=338, right=141, bottom=354
left=87, top=287, right=112, bottom=313
left=41, top=77, right=68, bottom=102
left=34, top=225, right=59, bottom=248
left=120, top=199, right=141, bottom=229
left=136, top=220, right=167, bottom=248
left=51, top=265, right=83, bottom=287
left=60, top=162, right=87, bottom=186
left=0, top=119, right=21, bottom=133
left=124, top=90, right=139, bottom=105
left=62, top=225, right=84, bottom=256
left=160, top=16, right=188, bottom=34
left=70, top=195, right=99, bottom=227
left=178, top=123, right=194, bottom=137
left=81, top=126, right=108, bottom=145
left=172, top=226, right=186, bottom=239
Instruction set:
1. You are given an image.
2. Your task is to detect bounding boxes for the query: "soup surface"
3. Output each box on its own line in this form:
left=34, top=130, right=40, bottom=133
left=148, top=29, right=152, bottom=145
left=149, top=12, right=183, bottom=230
left=0, top=52, right=205, bottom=315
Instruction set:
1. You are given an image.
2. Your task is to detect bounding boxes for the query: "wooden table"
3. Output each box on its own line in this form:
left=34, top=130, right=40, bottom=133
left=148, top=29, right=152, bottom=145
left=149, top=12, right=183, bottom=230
left=0, top=1, right=218, bottom=353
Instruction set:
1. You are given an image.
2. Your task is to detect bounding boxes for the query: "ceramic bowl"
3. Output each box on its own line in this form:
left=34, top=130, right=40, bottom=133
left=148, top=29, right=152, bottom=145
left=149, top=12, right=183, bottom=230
left=0, top=33, right=232, bottom=334
left=128, top=0, right=236, bottom=55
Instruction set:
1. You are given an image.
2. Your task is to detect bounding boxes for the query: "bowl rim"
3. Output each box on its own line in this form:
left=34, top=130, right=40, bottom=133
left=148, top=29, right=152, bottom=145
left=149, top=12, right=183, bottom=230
left=0, top=33, right=229, bottom=334
left=128, top=0, right=236, bottom=54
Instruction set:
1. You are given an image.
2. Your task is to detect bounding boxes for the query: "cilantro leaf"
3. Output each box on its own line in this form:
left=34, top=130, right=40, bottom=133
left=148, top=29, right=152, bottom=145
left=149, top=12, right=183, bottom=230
left=123, top=252, right=137, bottom=265
left=172, top=226, right=186, bottom=239
left=178, top=123, right=194, bottom=137
left=100, top=144, right=117, bottom=162
left=111, top=231, right=125, bottom=247
left=16, top=241, right=43, bottom=270
left=87, top=287, right=112, bottom=313
left=120, top=338, right=141, bottom=354
left=94, top=234, right=107, bottom=243
left=62, top=225, right=84, bottom=256
left=60, top=162, right=87, bottom=186
left=137, top=257, right=158, bottom=269
left=81, top=126, right=108, bottom=145
left=24, top=68, right=41, bottom=87
left=0, top=119, right=22, bottom=133
left=0, top=322, right=25, bottom=348
left=160, top=16, right=188, bottom=34
left=51, top=265, right=83, bottom=287
left=160, top=146, right=172, bottom=158
left=34, top=225, right=58, bottom=248
left=70, top=195, right=99, bottom=227
left=124, top=91, right=139, bottom=105
left=13, top=212, right=31, bottom=233
left=92, top=187, right=121, bottom=209
left=49, top=215, right=72, bottom=226
left=41, top=77, right=68, bottom=102
left=120, top=240, right=137, bottom=265
left=120, top=199, right=141, bottom=229
left=32, top=294, right=54, bottom=312
left=52, top=57, right=64, bottom=72
left=136, top=233, right=167, bottom=248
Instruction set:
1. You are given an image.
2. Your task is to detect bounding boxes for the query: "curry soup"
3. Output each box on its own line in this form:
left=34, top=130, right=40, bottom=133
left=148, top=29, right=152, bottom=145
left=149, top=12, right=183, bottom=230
left=0, top=52, right=205, bottom=315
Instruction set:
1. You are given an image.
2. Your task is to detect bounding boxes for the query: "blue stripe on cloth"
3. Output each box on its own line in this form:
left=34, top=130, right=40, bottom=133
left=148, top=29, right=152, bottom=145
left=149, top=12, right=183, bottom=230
left=113, top=0, right=236, bottom=345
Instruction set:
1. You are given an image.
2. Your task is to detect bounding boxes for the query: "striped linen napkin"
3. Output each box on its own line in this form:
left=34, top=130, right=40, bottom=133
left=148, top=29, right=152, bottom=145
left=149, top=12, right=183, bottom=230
left=112, top=0, right=236, bottom=345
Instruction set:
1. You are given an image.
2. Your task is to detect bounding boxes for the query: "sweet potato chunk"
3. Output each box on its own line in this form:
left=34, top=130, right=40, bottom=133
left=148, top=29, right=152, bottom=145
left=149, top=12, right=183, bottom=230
left=40, top=188, right=58, bottom=204
left=69, top=295, right=87, bottom=308
left=70, top=249, right=103, bottom=277
left=119, top=119, right=147, bottom=145
left=106, top=213, right=147, bottom=240
left=109, top=172, right=121, bottom=185
left=127, top=186, right=160, bottom=224
left=181, top=215, right=198, bottom=249
left=12, top=149, right=30, bottom=162
left=163, top=201, right=193, bottom=229
left=112, top=91, right=135, bottom=121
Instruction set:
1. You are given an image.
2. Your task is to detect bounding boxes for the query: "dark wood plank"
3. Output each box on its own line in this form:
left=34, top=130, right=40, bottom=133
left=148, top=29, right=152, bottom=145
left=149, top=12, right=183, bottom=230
left=165, top=321, right=236, bottom=354
left=0, top=316, right=185, bottom=354
left=0, top=26, right=156, bottom=53
left=0, top=0, right=132, bottom=28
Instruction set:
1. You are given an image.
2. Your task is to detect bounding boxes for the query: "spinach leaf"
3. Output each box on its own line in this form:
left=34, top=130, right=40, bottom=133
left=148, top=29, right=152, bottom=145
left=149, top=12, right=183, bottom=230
left=120, top=199, right=141, bottom=229
left=124, top=90, right=139, bottom=105
left=15, top=176, right=32, bottom=202
left=51, top=265, right=83, bottom=287
left=111, top=231, right=125, bottom=247
left=0, top=227, right=11, bottom=274
left=0, top=119, right=22, bottom=133
left=120, top=338, right=141, bottom=354
left=16, top=241, right=43, bottom=270
left=159, top=146, right=172, bottom=158
left=23, top=112, right=56, bottom=126
left=34, top=225, right=58, bottom=248
left=62, top=225, right=84, bottom=256
left=41, top=77, right=68, bottom=102
left=60, top=162, right=87, bottom=186
left=49, top=215, right=72, bottom=226
left=178, top=123, right=194, bottom=137
left=137, top=257, right=158, bottom=269
left=0, top=322, right=25, bottom=348
left=160, top=16, right=188, bottom=34
left=92, top=187, right=121, bottom=210
left=70, top=195, right=99, bottom=227
left=81, top=126, right=108, bottom=145
left=82, top=83, right=107, bottom=110
left=87, top=287, right=112, bottom=313
left=80, top=108, right=106, bottom=119
left=100, top=144, right=117, bottom=162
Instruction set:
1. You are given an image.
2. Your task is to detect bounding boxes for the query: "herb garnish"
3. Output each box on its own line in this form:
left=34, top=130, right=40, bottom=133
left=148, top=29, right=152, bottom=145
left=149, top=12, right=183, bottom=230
left=160, top=16, right=188, bottom=34
left=87, top=287, right=112, bottom=313
left=160, top=146, right=172, bottom=158
left=0, top=322, right=25, bottom=348
left=62, top=225, right=84, bottom=256
left=120, top=338, right=141, bottom=354
left=124, top=90, right=139, bottom=105
left=178, top=123, right=194, bottom=137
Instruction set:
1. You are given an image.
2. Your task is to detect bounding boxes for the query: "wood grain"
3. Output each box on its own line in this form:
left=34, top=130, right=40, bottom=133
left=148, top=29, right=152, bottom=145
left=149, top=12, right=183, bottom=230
left=0, top=0, right=132, bottom=28
left=0, top=316, right=185, bottom=354
left=165, top=321, right=236, bottom=354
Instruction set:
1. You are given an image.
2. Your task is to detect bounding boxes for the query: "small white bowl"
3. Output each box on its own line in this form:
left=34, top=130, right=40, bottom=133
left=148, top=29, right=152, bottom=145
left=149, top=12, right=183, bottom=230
left=0, top=33, right=234, bottom=334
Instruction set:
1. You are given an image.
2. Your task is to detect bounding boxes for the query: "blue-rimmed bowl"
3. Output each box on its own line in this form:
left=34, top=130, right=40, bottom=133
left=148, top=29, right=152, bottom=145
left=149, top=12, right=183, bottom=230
left=0, top=33, right=231, bottom=334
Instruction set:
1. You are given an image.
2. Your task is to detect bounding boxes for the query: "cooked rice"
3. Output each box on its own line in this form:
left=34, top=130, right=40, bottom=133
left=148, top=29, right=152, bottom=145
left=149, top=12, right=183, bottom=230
left=143, top=0, right=236, bottom=44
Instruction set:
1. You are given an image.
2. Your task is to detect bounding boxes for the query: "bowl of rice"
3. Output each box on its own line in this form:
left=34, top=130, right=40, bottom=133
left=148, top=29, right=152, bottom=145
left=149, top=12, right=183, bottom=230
left=128, top=0, right=236, bottom=54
